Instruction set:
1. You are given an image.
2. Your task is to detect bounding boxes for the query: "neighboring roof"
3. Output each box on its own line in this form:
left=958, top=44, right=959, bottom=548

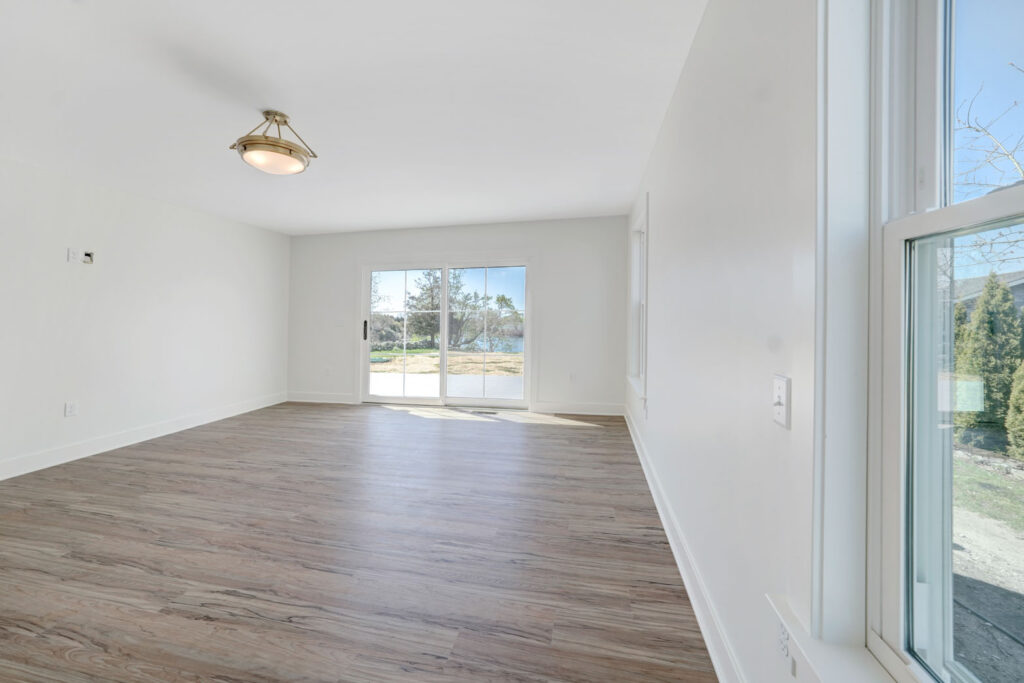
left=955, top=270, right=1024, bottom=302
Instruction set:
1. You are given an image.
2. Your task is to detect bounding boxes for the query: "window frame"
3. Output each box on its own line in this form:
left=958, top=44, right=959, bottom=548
left=869, top=0, right=1024, bottom=680
left=628, top=196, right=648, bottom=412
left=359, top=257, right=532, bottom=410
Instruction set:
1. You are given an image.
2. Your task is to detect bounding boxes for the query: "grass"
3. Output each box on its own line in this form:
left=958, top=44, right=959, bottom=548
left=954, top=456, right=1024, bottom=533
left=370, top=348, right=438, bottom=357
left=368, top=351, right=523, bottom=376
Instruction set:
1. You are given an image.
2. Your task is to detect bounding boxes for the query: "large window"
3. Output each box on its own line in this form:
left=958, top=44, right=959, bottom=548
left=907, top=220, right=1024, bottom=682
left=628, top=207, right=648, bottom=405
left=875, top=2, right=1024, bottom=682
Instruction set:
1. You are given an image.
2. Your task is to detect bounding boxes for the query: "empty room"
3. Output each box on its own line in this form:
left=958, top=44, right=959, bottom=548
left=1, top=1, right=1022, bottom=682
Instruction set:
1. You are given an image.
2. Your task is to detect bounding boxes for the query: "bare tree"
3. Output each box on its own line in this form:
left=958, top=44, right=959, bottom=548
left=955, top=62, right=1024, bottom=198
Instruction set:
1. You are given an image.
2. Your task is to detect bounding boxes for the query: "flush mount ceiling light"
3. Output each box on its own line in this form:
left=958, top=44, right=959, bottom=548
left=229, top=110, right=318, bottom=175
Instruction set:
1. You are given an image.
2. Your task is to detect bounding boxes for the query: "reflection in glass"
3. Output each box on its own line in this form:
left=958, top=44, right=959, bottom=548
left=909, top=220, right=1024, bottom=682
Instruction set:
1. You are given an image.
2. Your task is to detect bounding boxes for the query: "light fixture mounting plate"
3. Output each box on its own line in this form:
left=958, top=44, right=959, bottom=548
left=262, top=110, right=290, bottom=125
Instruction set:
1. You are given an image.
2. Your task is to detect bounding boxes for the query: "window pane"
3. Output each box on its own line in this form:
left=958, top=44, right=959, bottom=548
left=952, top=1, right=1024, bottom=203
left=447, top=311, right=485, bottom=398
left=404, top=312, right=440, bottom=398
left=406, top=269, right=442, bottom=312
left=371, top=270, right=405, bottom=312
left=486, top=266, right=526, bottom=311
left=449, top=268, right=487, bottom=311
left=368, top=312, right=405, bottom=396
left=909, top=219, right=1024, bottom=682
left=485, top=310, right=524, bottom=400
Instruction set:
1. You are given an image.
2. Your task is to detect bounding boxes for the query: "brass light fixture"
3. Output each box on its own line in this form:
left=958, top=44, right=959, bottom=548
left=230, top=110, right=317, bottom=175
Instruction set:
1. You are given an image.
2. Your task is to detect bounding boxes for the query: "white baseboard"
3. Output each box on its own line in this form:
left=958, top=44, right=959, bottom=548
left=0, top=392, right=287, bottom=482
left=624, top=407, right=745, bottom=683
left=530, top=400, right=624, bottom=416
left=287, top=391, right=359, bottom=404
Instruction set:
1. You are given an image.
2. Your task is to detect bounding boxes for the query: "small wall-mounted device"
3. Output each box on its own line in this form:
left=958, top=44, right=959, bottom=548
left=772, top=374, right=791, bottom=429
left=67, top=248, right=94, bottom=264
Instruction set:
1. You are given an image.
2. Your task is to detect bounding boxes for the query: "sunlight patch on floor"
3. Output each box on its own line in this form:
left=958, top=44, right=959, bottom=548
left=380, top=404, right=600, bottom=427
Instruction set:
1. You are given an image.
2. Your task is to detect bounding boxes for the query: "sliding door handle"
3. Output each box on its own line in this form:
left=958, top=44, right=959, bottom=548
left=363, top=320, right=368, bottom=340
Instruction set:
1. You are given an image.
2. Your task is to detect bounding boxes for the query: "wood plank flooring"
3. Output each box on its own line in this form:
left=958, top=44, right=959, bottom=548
left=0, top=403, right=716, bottom=682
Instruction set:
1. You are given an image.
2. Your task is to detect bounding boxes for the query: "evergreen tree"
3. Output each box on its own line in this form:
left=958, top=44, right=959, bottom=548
left=955, top=273, right=1023, bottom=449
left=1006, top=359, right=1024, bottom=459
left=954, top=301, right=968, bottom=349
left=406, top=270, right=443, bottom=346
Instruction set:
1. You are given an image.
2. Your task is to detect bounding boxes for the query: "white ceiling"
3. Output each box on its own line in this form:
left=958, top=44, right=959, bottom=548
left=0, top=1, right=706, bottom=234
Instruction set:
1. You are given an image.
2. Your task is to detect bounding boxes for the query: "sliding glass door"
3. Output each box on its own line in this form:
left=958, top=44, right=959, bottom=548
left=368, top=269, right=442, bottom=399
left=365, top=265, right=526, bottom=406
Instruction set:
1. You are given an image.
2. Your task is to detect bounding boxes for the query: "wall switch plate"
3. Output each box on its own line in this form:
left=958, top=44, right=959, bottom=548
left=772, top=375, right=791, bottom=429
left=64, top=401, right=78, bottom=417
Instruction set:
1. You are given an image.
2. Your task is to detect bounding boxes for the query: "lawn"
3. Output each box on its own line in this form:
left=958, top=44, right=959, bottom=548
left=954, top=455, right=1024, bottom=533
left=369, top=351, right=523, bottom=375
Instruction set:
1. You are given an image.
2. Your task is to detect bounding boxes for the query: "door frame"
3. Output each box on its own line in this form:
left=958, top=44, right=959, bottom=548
left=358, top=257, right=532, bottom=409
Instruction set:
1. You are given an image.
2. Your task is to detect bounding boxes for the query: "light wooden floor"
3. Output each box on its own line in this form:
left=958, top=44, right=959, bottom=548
left=0, top=403, right=716, bottom=682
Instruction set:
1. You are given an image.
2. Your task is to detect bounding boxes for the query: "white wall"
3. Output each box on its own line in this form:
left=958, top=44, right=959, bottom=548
left=626, top=0, right=819, bottom=680
left=0, top=158, right=290, bottom=478
left=288, top=216, right=626, bottom=414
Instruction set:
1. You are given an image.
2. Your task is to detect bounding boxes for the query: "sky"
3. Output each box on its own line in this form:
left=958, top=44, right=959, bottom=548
left=953, top=0, right=1024, bottom=203
left=371, top=267, right=526, bottom=312
left=949, top=0, right=1024, bottom=279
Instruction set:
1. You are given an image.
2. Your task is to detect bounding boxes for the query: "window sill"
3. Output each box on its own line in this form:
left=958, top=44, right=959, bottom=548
left=767, top=595, right=896, bottom=683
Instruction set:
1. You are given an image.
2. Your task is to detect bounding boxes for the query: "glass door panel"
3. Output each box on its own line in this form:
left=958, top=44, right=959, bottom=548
left=485, top=309, right=524, bottom=400
left=368, top=269, right=441, bottom=399
left=368, top=266, right=525, bottom=404
left=404, top=311, right=441, bottom=398
left=908, top=220, right=1024, bottom=682
left=447, top=311, right=485, bottom=398
left=368, top=309, right=405, bottom=397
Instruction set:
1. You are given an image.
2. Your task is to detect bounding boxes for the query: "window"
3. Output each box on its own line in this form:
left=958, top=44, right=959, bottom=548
left=907, top=219, right=1024, bottom=682
left=950, top=0, right=1024, bottom=203
left=629, top=205, right=648, bottom=404
left=873, top=2, right=1024, bottom=682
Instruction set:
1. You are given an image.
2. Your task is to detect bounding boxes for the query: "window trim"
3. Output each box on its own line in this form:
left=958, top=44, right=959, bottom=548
left=628, top=196, right=649, bottom=413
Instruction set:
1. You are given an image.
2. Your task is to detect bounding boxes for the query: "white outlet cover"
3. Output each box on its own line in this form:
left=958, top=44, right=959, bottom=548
left=64, top=401, right=78, bottom=417
left=772, top=375, right=791, bottom=429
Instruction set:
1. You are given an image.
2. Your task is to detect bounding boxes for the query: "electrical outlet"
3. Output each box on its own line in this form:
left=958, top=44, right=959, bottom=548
left=64, top=401, right=78, bottom=417
left=778, top=622, right=790, bottom=659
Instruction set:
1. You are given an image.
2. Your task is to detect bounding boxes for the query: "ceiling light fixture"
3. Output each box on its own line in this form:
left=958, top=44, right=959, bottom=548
left=230, top=110, right=317, bottom=175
